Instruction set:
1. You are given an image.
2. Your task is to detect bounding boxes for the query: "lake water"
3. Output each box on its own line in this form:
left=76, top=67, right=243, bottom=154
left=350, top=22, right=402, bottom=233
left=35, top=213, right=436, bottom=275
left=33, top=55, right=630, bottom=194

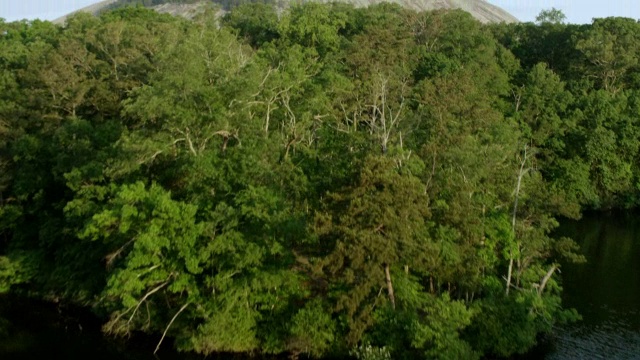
left=0, top=296, right=192, bottom=360
left=538, top=211, right=640, bottom=359
left=2, top=212, right=640, bottom=359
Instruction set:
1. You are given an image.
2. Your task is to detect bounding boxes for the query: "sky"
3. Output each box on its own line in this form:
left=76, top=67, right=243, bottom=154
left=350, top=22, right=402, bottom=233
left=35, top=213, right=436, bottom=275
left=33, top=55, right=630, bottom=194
left=489, top=0, right=640, bottom=24
left=1, top=0, right=101, bottom=22
left=0, top=0, right=639, bottom=24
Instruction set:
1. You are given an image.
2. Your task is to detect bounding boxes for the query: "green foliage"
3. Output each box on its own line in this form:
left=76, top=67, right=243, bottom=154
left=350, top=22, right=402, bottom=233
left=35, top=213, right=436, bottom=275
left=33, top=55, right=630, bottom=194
left=222, top=3, right=279, bottom=47
left=317, top=155, right=431, bottom=343
left=576, top=17, right=640, bottom=92
left=0, top=254, right=33, bottom=293
left=105, top=0, right=206, bottom=12
left=467, top=290, right=580, bottom=357
left=279, top=3, right=348, bottom=57
left=410, top=294, right=477, bottom=360
left=536, top=8, right=567, bottom=25
left=289, top=299, right=336, bottom=357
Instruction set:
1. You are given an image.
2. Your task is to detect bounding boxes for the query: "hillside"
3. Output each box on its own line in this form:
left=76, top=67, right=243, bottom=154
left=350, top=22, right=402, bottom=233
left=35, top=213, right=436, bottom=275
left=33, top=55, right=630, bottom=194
left=53, top=0, right=518, bottom=24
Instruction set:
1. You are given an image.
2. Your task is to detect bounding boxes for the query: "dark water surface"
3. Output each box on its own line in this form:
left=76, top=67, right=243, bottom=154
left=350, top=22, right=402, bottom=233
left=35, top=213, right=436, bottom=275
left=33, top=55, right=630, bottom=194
left=2, top=212, right=640, bottom=359
left=0, top=297, right=195, bottom=360
left=541, top=211, right=640, bottom=359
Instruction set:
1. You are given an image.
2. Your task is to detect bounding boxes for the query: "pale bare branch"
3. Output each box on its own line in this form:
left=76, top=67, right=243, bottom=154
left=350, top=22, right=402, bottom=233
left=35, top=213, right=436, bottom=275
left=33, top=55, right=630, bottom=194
left=154, top=302, right=190, bottom=354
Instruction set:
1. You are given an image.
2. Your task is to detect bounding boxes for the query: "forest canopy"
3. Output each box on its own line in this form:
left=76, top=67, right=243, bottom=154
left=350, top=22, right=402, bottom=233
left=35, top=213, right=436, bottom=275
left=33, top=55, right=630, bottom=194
left=1, top=3, right=639, bottom=359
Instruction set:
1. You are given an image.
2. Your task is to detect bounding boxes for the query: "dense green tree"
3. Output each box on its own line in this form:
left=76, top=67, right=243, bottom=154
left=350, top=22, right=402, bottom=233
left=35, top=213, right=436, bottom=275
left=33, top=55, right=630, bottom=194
left=315, top=155, right=431, bottom=344
left=0, top=4, right=631, bottom=359
left=222, top=3, right=280, bottom=47
left=576, top=17, right=640, bottom=93
left=279, top=3, right=348, bottom=57
left=576, top=18, right=640, bottom=92
left=535, top=8, right=567, bottom=25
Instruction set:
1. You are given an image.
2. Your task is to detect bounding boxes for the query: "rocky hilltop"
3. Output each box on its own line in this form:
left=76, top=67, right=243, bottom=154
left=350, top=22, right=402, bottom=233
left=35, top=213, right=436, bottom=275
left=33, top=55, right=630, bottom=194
left=313, top=0, right=518, bottom=23
left=53, top=0, right=518, bottom=24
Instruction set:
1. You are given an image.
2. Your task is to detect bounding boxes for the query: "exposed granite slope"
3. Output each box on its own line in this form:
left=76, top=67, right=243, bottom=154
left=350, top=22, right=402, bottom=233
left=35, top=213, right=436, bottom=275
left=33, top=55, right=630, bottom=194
left=53, top=0, right=518, bottom=25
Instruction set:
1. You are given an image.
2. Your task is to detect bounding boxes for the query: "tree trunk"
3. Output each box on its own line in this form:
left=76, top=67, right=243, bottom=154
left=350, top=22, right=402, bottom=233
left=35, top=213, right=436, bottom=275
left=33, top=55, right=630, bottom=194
left=538, top=264, right=558, bottom=295
left=507, top=145, right=528, bottom=296
left=506, top=257, right=514, bottom=295
left=384, top=263, right=396, bottom=309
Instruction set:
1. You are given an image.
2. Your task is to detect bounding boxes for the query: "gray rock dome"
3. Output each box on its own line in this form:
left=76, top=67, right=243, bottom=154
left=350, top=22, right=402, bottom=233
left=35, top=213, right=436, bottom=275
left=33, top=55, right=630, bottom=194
left=54, top=0, right=518, bottom=25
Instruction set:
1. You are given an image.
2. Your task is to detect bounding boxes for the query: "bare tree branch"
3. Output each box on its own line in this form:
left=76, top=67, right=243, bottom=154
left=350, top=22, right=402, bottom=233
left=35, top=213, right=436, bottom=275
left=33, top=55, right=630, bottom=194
left=154, top=302, right=190, bottom=354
